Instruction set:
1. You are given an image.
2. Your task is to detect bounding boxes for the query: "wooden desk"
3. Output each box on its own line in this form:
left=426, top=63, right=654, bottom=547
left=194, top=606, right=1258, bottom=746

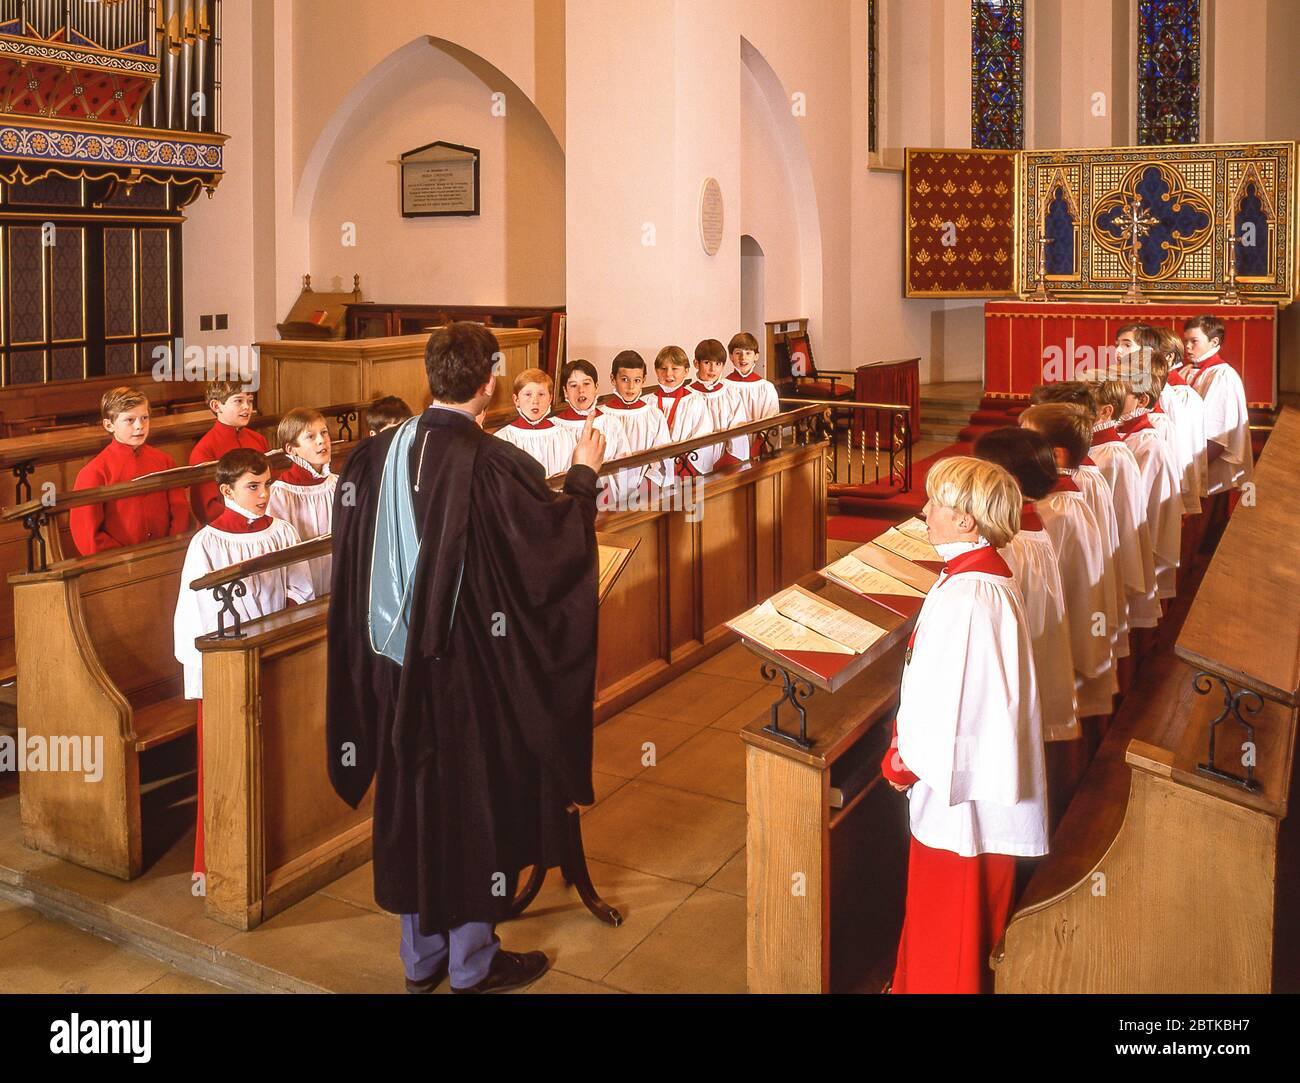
left=742, top=580, right=915, bottom=993
left=255, top=327, right=542, bottom=431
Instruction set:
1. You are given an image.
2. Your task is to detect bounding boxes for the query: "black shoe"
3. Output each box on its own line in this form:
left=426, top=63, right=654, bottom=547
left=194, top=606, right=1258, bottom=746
left=404, top=960, right=449, bottom=994
left=451, top=949, right=551, bottom=994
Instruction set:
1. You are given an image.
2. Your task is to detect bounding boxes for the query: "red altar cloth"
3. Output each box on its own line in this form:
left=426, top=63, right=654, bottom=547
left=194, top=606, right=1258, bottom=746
left=983, top=302, right=1278, bottom=408
left=853, top=357, right=920, bottom=448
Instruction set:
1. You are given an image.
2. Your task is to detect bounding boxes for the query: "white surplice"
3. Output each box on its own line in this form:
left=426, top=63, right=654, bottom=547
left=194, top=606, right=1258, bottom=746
left=1188, top=353, right=1254, bottom=495
left=551, top=405, right=634, bottom=507
left=492, top=416, right=579, bottom=478
left=1124, top=418, right=1183, bottom=600
left=896, top=543, right=1049, bottom=859
left=1036, top=487, right=1117, bottom=718
left=174, top=505, right=314, bottom=700
left=643, top=384, right=717, bottom=474
left=724, top=370, right=780, bottom=458
left=688, top=379, right=747, bottom=472
left=267, top=463, right=336, bottom=598
left=600, top=395, right=673, bottom=489
left=1160, top=381, right=1207, bottom=511
left=1075, top=464, right=1129, bottom=659
left=1090, top=432, right=1160, bottom=629
left=1001, top=523, right=1079, bottom=742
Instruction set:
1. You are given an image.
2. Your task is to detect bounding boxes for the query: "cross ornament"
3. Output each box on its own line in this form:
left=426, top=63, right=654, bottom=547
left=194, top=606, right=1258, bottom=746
left=1110, top=196, right=1160, bottom=303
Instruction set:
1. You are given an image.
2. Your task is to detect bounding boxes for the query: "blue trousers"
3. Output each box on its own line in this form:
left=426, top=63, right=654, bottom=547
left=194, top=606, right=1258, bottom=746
left=399, top=914, right=500, bottom=988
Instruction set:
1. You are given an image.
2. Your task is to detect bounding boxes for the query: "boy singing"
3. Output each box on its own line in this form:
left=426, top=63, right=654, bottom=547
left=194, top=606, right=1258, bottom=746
left=189, top=380, right=270, bottom=524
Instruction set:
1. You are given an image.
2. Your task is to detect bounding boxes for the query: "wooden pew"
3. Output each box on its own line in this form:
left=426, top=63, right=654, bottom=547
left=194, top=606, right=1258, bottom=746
left=191, top=545, right=372, bottom=930
left=994, top=406, right=1300, bottom=993
left=0, top=401, right=368, bottom=680
left=9, top=447, right=355, bottom=880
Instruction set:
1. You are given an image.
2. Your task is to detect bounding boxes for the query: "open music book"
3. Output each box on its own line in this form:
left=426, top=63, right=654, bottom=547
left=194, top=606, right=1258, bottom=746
left=822, top=553, right=927, bottom=601
left=728, top=585, right=887, bottom=657
left=869, top=524, right=942, bottom=565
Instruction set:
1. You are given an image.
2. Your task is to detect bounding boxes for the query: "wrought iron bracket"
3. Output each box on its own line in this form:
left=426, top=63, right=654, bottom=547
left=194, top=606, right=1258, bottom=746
left=12, top=460, right=35, bottom=504
left=22, top=510, right=48, bottom=573
left=1192, top=670, right=1264, bottom=792
left=212, top=580, right=248, bottom=638
left=334, top=409, right=358, bottom=442
left=759, top=662, right=815, bottom=750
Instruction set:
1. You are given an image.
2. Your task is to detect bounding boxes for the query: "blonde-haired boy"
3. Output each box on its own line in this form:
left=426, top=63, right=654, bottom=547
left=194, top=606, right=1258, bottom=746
left=267, top=406, right=336, bottom=597
left=881, top=454, right=1046, bottom=994
left=71, top=387, right=190, bottom=555
left=493, top=368, right=577, bottom=477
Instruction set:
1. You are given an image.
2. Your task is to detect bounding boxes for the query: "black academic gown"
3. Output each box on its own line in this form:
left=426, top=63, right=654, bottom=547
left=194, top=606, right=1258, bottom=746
left=327, top=407, right=598, bottom=935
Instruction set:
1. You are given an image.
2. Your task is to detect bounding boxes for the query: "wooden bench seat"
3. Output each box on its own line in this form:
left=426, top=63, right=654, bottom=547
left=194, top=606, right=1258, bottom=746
left=132, top=696, right=199, bottom=753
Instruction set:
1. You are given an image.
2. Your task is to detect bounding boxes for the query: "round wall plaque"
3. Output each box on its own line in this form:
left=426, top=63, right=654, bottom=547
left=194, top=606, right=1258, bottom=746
left=699, top=177, right=724, bottom=256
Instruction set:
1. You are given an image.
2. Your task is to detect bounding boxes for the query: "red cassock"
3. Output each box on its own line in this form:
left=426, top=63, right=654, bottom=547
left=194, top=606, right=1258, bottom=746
left=188, top=421, right=270, bottom=524
left=70, top=439, right=190, bottom=555
left=880, top=543, right=1047, bottom=994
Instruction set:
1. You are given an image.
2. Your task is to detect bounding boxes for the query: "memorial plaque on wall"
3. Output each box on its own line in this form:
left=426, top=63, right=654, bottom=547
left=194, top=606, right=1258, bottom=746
left=400, top=141, right=480, bottom=217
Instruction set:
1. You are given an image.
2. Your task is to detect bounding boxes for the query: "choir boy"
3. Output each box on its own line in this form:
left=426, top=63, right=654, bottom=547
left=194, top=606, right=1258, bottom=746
left=1018, top=404, right=1117, bottom=719
left=174, top=448, right=314, bottom=876
left=1183, top=315, right=1253, bottom=499
left=551, top=359, right=632, bottom=508
left=1026, top=393, right=1129, bottom=659
left=1115, top=325, right=1178, bottom=466
left=268, top=407, right=337, bottom=598
left=973, top=427, right=1078, bottom=745
left=691, top=338, right=746, bottom=471
left=646, top=345, right=714, bottom=477
left=366, top=395, right=413, bottom=438
left=1096, top=375, right=1182, bottom=602
left=1083, top=380, right=1161, bottom=631
left=601, top=350, right=672, bottom=489
left=1153, top=328, right=1206, bottom=514
left=492, top=368, right=578, bottom=478
left=70, top=387, right=190, bottom=556
left=726, top=331, right=780, bottom=458
left=881, top=456, right=1047, bottom=994
left=189, top=380, right=270, bottom=524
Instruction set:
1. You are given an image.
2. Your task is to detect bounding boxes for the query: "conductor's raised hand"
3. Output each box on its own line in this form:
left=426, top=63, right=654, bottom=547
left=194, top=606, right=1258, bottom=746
left=571, top=413, right=606, bottom=473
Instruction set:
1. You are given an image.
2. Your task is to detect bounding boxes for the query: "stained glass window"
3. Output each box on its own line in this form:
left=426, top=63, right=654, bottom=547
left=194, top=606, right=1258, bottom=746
left=1137, top=0, right=1201, bottom=145
left=971, top=1, right=1024, bottom=150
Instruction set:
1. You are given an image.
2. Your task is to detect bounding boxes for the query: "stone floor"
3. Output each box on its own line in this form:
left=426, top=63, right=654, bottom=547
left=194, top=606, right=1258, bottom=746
left=2, top=633, right=862, bottom=995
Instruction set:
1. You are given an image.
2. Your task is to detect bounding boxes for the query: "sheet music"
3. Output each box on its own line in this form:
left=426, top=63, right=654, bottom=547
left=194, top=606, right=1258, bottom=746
left=870, top=526, right=942, bottom=564
left=822, top=554, right=927, bottom=600
left=770, top=587, right=886, bottom=654
left=895, top=517, right=931, bottom=543
left=729, top=600, right=855, bottom=655
left=849, top=542, right=939, bottom=593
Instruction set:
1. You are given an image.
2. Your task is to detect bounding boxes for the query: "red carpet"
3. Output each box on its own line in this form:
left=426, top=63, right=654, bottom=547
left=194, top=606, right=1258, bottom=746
left=833, top=441, right=971, bottom=515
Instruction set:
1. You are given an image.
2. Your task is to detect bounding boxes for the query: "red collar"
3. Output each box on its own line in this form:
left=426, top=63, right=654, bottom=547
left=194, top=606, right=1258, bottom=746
left=1090, top=425, right=1122, bottom=446
left=278, top=462, right=329, bottom=486
left=555, top=406, right=601, bottom=422
left=1118, top=412, right=1154, bottom=436
left=726, top=370, right=762, bottom=383
left=103, top=438, right=152, bottom=465
left=509, top=416, right=554, bottom=430
left=1191, top=352, right=1230, bottom=374
left=210, top=507, right=273, bottom=534
left=1019, top=501, right=1044, bottom=532
left=652, top=385, right=692, bottom=427
left=940, top=545, right=1013, bottom=580
left=654, top=385, right=691, bottom=400
left=1166, top=365, right=1189, bottom=386
left=1150, top=402, right=1165, bottom=414
left=690, top=380, right=725, bottom=394
left=1048, top=474, right=1080, bottom=494
left=604, top=396, right=646, bottom=411
left=1080, top=454, right=1096, bottom=467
